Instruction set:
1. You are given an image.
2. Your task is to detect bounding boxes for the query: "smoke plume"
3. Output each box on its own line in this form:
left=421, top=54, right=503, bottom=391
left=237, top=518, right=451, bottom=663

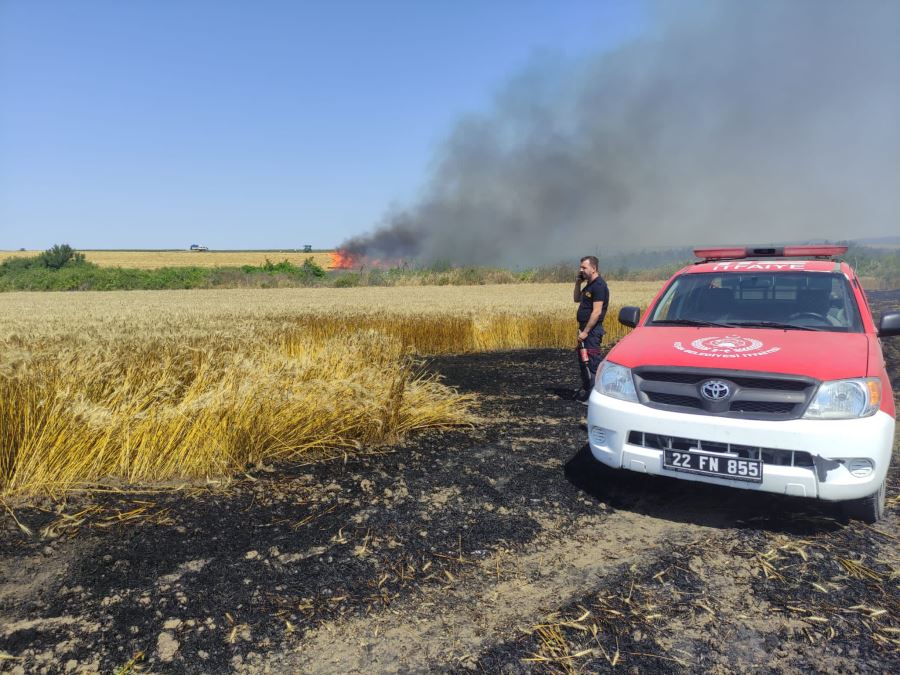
left=341, top=0, right=899, bottom=267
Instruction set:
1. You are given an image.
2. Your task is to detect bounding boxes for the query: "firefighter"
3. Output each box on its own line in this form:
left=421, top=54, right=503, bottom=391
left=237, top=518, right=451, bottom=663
left=573, top=255, right=609, bottom=403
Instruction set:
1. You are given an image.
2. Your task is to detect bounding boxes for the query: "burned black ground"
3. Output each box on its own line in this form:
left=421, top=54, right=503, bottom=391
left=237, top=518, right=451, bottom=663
left=1, top=348, right=599, bottom=673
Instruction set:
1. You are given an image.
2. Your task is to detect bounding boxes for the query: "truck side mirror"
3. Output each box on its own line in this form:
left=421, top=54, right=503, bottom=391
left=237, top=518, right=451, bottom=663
left=619, top=306, right=641, bottom=328
left=878, top=312, right=900, bottom=338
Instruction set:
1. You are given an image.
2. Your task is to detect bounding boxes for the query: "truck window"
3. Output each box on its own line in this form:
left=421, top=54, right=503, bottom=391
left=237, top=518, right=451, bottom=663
left=648, top=272, right=863, bottom=332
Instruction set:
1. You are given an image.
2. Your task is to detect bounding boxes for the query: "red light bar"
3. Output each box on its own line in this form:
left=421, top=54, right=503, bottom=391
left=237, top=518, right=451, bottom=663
left=694, top=245, right=848, bottom=260
left=782, top=245, right=848, bottom=257
left=693, top=247, right=749, bottom=259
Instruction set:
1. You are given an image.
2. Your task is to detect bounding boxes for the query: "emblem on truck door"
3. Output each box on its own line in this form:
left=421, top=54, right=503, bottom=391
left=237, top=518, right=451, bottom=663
left=700, top=380, right=731, bottom=401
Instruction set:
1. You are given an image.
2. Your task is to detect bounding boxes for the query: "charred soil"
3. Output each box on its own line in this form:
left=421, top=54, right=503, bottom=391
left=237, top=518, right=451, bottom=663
left=1, top=323, right=898, bottom=673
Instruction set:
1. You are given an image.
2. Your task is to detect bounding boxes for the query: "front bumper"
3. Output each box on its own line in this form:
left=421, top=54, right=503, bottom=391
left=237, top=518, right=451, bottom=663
left=586, top=392, right=895, bottom=502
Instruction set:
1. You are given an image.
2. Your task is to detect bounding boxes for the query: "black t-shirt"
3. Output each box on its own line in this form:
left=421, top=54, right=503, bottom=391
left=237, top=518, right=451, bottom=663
left=577, top=276, right=610, bottom=328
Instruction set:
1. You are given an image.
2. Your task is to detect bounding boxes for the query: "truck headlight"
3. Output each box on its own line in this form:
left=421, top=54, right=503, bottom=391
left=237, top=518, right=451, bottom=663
left=595, top=361, right=638, bottom=402
left=803, top=378, right=881, bottom=419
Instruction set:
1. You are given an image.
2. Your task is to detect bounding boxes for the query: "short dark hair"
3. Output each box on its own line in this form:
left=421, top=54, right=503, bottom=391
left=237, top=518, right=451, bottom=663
left=580, top=255, right=599, bottom=271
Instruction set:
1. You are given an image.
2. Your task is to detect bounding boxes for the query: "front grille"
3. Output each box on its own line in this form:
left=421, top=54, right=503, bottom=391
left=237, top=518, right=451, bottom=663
left=728, top=377, right=808, bottom=391
left=627, top=431, right=814, bottom=468
left=640, top=372, right=705, bottom=384
left=729, top=400, right=795, bottom=414
left=633, top=367, right=817, bottom=420
left=639, top=372, right=806, bottom=390
left=647, top=392, right=701, bottom=408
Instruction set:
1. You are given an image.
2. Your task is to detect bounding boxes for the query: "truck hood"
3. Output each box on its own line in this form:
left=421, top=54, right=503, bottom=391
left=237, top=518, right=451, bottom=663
left=608, top=327, right=869, bottom=380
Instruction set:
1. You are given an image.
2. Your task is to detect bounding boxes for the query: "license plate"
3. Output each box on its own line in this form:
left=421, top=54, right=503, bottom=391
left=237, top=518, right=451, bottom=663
left=663, top=449, right=762, bottom=483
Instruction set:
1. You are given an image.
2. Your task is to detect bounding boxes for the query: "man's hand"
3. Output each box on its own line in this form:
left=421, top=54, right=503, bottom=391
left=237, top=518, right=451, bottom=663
left=573, top=272, right=585, bottom=302
left=577, top=330, right=588, bottom=342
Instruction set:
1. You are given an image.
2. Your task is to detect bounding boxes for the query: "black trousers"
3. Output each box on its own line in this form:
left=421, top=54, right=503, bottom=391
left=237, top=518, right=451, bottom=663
left=577, top=322, right=605, bottom=385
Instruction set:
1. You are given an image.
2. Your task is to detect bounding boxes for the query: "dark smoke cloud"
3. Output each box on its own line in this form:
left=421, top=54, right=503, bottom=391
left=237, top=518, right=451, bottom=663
left=342, top=0, right=900, bottom=266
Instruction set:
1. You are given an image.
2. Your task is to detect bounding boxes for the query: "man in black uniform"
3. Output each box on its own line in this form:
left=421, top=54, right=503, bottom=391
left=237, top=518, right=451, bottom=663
left=574, top=255, right=609, bottom=402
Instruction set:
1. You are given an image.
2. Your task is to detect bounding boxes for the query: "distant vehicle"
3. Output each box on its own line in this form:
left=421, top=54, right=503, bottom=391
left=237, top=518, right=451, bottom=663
left=189, top=244, right=209, bottom=251
left=587, top=245, right=900, bottom=523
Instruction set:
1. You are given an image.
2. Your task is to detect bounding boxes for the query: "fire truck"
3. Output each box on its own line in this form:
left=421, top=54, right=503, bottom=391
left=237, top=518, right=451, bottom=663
left=587, top=246, right=900, bottom=522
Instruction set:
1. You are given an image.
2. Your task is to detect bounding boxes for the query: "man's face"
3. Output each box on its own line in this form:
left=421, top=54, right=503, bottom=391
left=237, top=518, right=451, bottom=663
left=579, top=260, right=595, bottom=278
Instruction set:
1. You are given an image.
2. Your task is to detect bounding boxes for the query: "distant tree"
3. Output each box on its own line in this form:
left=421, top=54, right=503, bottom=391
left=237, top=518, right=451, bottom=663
left=37, top=244, right=86, bottom=269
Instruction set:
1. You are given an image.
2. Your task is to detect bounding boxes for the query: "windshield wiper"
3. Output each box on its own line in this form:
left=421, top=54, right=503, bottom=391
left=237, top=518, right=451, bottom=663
left=651, top=319, right=736, bottom=328
left=725, top=320, right=822, bottom=332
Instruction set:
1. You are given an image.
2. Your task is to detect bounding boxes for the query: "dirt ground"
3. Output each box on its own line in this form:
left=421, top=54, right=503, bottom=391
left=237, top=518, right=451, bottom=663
left=1, top=292, right=898, bottom=674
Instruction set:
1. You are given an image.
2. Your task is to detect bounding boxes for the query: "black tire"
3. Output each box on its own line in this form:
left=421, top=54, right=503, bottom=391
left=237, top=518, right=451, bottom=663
left=841, top=479, right=886, bottom=523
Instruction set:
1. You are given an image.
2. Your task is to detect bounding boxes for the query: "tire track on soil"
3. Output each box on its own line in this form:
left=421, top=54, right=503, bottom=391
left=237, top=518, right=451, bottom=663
left=279, top=509, right=708, bottom=674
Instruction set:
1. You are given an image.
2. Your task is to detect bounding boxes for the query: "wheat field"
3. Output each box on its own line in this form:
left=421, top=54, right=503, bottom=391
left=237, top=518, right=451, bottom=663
left=0, top=249, right=336, bottom=270
left=0, top=283, right=658, bottom=497
left=0, top=282, right=659, bottom=333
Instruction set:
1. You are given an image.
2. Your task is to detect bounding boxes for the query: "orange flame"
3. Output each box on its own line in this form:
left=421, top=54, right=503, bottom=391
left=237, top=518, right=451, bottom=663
left=329, top=249, right=406, bottom=270
left=329, top=249, right=360, bottom=269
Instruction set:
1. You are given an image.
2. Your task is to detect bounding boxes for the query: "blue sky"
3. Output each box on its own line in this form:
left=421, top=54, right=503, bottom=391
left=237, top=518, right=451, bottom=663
left=0, top=1, right=645, bottom=250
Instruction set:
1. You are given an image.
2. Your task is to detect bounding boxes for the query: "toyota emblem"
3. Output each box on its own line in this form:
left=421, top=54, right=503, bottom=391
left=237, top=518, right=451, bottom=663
left=700, top=379, right=731, bottom=401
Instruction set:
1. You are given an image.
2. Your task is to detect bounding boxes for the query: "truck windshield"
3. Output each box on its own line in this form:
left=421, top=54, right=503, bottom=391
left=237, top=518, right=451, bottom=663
left=648, top=272, right=863, bottom=332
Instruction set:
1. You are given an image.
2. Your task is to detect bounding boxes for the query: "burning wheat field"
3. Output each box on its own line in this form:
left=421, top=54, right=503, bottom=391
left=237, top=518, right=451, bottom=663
left=0, top=286, right=896, bottom=674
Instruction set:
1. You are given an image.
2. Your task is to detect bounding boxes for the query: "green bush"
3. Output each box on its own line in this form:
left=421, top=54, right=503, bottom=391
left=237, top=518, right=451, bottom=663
left=333, top=273, right=361, bottom=288
left=530, top=263, right=572, bottom=283
left=301, top=257, right=326, bottom=278
left=239, top=257, right=325, bottom=281
left=427, top=258, right=453, bottom=273
left=455, top=267, right=485, bottom=285
left=1, top=243, right=91, bottom=274
left=366, top=269, right=386, bottom=286
left=0, top=256, right=38, bottom=273
left=38, top=244, right=86, bottom=270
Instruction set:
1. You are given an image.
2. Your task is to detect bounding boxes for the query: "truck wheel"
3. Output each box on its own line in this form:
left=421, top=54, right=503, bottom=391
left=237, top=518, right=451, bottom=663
left=841, top=479, right=886, bottom=523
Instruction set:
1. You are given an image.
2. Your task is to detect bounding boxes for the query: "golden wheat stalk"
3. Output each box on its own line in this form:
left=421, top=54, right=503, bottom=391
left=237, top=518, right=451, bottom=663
left=0, top=285, right=655, bottom=497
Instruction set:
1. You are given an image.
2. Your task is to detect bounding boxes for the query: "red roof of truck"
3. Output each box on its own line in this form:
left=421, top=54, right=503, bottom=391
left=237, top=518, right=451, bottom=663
left=684, top=259, right=847, bottom=274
